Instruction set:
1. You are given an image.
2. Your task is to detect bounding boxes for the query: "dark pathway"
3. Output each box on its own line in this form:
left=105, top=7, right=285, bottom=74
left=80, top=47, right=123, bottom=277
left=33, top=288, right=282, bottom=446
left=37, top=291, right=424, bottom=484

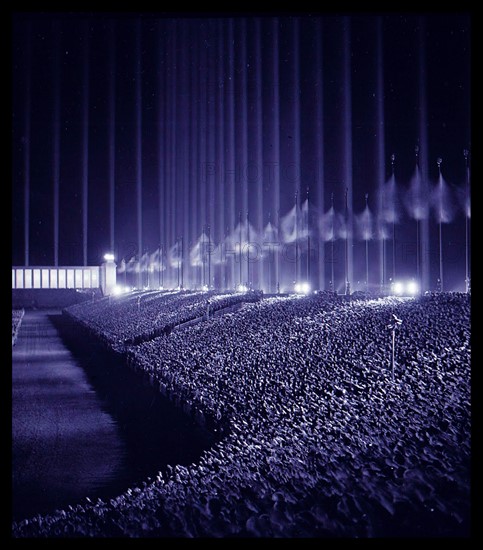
left=12, top=310, right=214, bottom=522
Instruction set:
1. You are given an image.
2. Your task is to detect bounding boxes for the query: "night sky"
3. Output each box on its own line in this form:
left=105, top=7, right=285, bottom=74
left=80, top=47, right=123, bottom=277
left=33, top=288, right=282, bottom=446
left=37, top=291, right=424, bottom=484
left=11, top=12, right=471, bottom=292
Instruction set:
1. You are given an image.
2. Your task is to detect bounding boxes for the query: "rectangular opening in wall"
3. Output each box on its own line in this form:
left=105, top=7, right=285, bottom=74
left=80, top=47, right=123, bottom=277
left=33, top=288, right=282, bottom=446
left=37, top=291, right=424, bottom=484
left=33, top=269, right=41, bottom=289
left=24, top=269, right=32, bottom=289
left=50, top=269, right=58, bottom=289
left=83, top=269, right=91, bottom=288
left=75, top=269, right=83, bottom=288
left=41, top=269, right=50, bottom=288
left=58, top=269, right=66, bottom=289
left=67, top=269, right=75, bottom=289
left=15, top=269, right=24, bottom=289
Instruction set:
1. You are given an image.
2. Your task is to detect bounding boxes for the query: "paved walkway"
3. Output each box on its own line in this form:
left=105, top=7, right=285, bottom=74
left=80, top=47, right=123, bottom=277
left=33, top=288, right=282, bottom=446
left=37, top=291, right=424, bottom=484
left=12, top=310, right=126, bottom=521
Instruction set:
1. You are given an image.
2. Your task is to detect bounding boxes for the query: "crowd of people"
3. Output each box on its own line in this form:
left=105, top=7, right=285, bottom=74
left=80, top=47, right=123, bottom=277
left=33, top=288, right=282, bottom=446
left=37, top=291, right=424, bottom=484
left=65, top=289, right=261, bottom=351
left=12, top=309, right=24, bottom=347
left=12, top=292, right=471, bottom=537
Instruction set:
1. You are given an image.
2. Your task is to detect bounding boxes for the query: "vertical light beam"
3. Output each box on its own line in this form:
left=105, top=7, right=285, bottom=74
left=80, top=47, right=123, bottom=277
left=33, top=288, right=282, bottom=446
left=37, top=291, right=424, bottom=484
left=158, top=20, right=166, bottom=286
left=292, top=19, right=301, bottom=284
left=342, top=17, right=354, bottom=292
left=108, top=22, right=116, bottom=254
left=82, top=22, right=89, bottom=266
left=23, top=22, right=31, bottom=267
left=253, top=18, right=264, bottom=291
left=418, top=19, right=430, bottom=292
left=216, top=19, right=225, bottom=290
left=314, top=18, right=325, bottom=291
left=226, top=19, right=236, bottom=289
left=52, top=21, right=60, bottom=266
left=135, top=21, right=142, bottom=286
left=376, top=17, right=386, bottom=293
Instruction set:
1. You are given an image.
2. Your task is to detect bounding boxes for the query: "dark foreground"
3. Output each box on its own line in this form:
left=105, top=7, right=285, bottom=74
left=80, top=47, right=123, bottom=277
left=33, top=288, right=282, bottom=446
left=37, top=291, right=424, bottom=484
left=12, top=310, right=215, bottom=522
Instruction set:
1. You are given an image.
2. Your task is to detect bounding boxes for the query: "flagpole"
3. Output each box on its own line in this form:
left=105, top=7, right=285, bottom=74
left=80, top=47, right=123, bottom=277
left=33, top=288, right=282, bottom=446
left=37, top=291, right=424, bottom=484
left=161, top=243, right=164, bottom=288
left=391, top=328, right=395, bottom=382
left=239, top=211, right=242, bottom=288
left=224, top=226, right=228, bottom=291
left=391, top=154, right=396, bottom=282
left=208, top=225, right=211, bottom=289
left=295, top=191, right=299, bottom=286
left=268, top=211, right=272, bottom=293
left=365, top=193, right=369, bottom=293
left=345, top=187, right=349, bottom=295
left=202, top=226, right=205, bottom=287
left=158, top=245, right=161, bottom=288
left=415, top=146, right=420, bottom=289
left=246, top=212, right=250, bottom=289
left=306, top=186, right=310, bottom=287
left=331, top=192, right=334, bottom=293
left=277, top=208, right=280, bottom=294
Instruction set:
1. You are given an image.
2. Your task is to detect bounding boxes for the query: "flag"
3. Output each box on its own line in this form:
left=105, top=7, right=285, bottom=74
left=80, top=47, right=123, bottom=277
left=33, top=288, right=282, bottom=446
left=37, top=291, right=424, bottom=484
left=380, top=175, right=400, bottom=224
left=280, top=205, right=297, bottom=243
left=168, top=241, right=182, bottom=268
left=430, top=178, right=456, bottom=224
left=404, top=168, right=428, bottom=221
left=126, top=256, right=138, bottom=273
left=280, top=202, right=309, bottom=244
left=149, top=248, right=165, bottom=271
left=355, top=204, right=373, bottom=241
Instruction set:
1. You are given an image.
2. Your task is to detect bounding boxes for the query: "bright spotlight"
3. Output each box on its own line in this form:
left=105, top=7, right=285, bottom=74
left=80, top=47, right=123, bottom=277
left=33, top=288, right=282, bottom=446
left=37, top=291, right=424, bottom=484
left=393, top=281, right=404, bottom=295
left=294, top=282, right=311, bottom=295
left=104, top=253, right=115, bottom=261
left=202, top=284, right=209, bottom=291
left=112, top=285, right=123, bottom=296
left=406, top=280, right=419, bottom=296
left=237, top=284, right=248, bottom=293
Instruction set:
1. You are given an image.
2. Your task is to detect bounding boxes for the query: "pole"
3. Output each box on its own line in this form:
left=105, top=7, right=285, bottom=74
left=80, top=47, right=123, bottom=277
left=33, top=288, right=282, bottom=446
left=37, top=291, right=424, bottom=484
left=239, top=211, right=242, bottom=288
left=268, top=211, right=272, bottom=294
left=416, top=220, right=420, bottom=287
left=391, top=154, right=396, bottom=283
left=277, top=208, right=280, bottom=294
left=247, top=212, right=251, bottom=289
left=391, top=329, right=395, bottom=382
left=224, top=226, right=228, bottom=291
left=331, top=192, right=334, bottom=292
left=180, top=235, right=184, bottom=289
left=295, top=191, right=299, bottom=286
left=306, top=187, right=310, bottom=287
left=464, top=149, right=470, bottom=293
left=202, top=227, right=205, bottom=287
left=382, top=235, right=385, bottom=295
left=345, top=187, right=349, bottom=295
left=437, top=158, right=443, bottom=292
left=158, top=245, right=162, bottom=288
left=208, top=225, right=211, bottom=289
left=365, top=193, right=369, bottom=292
left=415, top=146, right=420, bottom=291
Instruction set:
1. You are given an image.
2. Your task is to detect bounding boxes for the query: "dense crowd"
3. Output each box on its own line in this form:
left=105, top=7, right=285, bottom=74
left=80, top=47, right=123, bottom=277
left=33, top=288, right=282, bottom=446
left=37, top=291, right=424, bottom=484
left=12, top=309, right=24, bottom=346
left=65, top=290, right=261, bottom=351
left=12, top=292, right=471, bottom=537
